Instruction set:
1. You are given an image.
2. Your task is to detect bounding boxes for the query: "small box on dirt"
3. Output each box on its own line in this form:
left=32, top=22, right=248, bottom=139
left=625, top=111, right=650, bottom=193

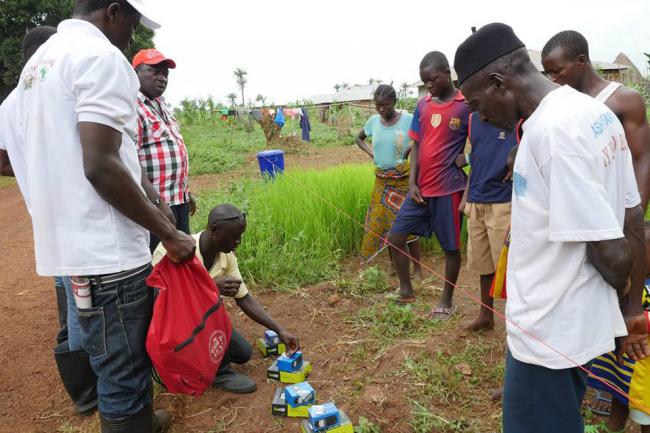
left=271, top=382, right=315, bottom=418
left=277, top=351, right=303, bottom=372
left=257, top=330, right=286, bottom=357
left=267, top=358, right=312, bottom=384
left=301, top=403, right=353, bottom=433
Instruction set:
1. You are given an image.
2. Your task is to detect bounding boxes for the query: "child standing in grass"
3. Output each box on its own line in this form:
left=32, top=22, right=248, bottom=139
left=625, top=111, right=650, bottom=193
left=356, top=85, right=422, bottom=279
left=387, top=51, right=469, bottom=317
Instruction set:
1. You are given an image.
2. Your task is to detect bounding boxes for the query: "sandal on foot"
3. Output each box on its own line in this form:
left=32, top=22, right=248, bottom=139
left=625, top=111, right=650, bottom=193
left=585, top=390, right=612, bottom=417
left=427, top=304, right=458, bottom=321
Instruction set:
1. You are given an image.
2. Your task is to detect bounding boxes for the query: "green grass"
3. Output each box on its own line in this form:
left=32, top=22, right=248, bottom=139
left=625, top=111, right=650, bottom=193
left=181, top=107, right=366, bottom=176
left=191, top=164, right=375, bottom=289
left=0, top=176, right=15, bottom=189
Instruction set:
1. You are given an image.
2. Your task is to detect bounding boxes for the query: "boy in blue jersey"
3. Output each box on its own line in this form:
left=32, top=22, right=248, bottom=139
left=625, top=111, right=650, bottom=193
left=459, top=112, right=516, bottom=331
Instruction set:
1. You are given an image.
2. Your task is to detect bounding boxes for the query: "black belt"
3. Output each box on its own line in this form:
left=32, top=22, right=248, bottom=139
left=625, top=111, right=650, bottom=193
left=88, top=264, right=150, bottom=285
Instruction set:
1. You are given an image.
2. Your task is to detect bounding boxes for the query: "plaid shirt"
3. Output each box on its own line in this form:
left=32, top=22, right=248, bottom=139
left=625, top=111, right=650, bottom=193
left=136, top=92, right=189, bottom=206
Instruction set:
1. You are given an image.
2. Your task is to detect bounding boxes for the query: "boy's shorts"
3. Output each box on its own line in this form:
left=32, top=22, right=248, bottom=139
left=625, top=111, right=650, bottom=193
left=466, top=202, right=511, bottom=275
left=390, top=191, right=463, bottom=252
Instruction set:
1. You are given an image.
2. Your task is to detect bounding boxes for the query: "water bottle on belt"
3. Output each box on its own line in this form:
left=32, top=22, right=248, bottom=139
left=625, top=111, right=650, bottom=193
left=71, top=276, right=92, bottom=309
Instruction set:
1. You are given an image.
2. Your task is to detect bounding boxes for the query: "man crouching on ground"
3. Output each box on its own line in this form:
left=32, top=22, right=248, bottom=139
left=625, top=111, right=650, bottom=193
left=153, top=204, right=300, bottom=393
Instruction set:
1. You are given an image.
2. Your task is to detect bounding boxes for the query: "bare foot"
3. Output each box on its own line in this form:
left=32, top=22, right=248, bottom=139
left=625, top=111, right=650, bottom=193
left=464, top=317, right=495, bottom=331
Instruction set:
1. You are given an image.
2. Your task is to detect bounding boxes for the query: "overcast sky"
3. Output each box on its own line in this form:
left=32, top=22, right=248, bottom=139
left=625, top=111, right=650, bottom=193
left=151, top=0, right=650, bottom=107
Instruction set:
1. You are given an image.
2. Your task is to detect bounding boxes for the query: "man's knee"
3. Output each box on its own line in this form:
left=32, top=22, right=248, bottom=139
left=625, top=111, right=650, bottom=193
left=232, top=340, right=253, bottom=364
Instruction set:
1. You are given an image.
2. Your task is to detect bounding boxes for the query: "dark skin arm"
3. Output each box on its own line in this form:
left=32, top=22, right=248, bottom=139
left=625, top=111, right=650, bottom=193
left=355, top=129, right=374, bottom=158
left=214, top=276, right=300, bottom=353
left=408, top=141, right=424, bottom=205
left=79, top=122, right=195, bottom=262
left=235, top=293, right=300, bottom=353
left=618, top=205, right=649, bottom=361
left=608, top=89, right=650, bottom=361
left=586, top=237, right=632, bottom=296
left=0, top=149, right=13, bottom=176
left=140, top=166, right=176, bottom=226
left=612, top=88, right=650, bottom=209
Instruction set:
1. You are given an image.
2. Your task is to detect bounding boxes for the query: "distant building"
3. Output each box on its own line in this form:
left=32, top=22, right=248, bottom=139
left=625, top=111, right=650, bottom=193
left=306, top=84, right=376, bottom=122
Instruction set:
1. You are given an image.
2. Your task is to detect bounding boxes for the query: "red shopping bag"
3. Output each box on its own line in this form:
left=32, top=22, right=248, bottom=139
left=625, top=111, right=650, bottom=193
left=146, top=255, right=232, bottom=396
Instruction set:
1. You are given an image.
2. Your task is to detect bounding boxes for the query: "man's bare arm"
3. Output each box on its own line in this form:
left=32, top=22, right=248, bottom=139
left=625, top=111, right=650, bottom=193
left=79, top=122, right=194, bottom=261
left=586, top=237, right=632, bottom=295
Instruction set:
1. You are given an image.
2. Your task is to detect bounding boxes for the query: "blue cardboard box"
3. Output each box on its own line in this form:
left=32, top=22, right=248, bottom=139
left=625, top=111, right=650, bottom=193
left=308, top=403, right=340, bottom=432
left=301, top=406, right=353, bottom=433
left=264, top=330, right=280, bottom=346
left=285, top=382, right=315, bottom=407
left=277, top=351, right=303, bottom=372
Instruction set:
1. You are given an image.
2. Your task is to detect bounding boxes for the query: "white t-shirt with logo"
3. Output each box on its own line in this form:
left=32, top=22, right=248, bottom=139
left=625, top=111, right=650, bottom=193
left=507, top=85, right=640, bottom=369
left=9, top=19, right=150, bottom=276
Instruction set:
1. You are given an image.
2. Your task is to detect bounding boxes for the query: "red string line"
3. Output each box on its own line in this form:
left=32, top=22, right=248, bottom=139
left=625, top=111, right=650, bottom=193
left=258, top=155, right=647, bottom=411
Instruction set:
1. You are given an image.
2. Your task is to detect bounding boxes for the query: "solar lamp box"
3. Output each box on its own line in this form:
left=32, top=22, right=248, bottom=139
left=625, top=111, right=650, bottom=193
left=267, top=358, right=312, bottom=384
left=301, top=403, right=353, bottom=433
left=270, top=382, right=315, bottom=418
left=256, top=331, right=286, bottom=357
left=277, top=351, right=303, bottom=372
left=285, top=381, right=316, bottom=407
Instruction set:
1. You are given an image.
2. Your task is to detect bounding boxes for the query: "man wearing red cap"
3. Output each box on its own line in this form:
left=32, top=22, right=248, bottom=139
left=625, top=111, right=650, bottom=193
left=133, top=49, right=195, bottom=252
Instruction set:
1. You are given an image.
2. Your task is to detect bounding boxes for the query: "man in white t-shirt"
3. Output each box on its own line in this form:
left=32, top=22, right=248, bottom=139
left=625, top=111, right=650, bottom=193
left=454, top=23, right=648, bottom=433
left=5, top=1, right=195, bottom=431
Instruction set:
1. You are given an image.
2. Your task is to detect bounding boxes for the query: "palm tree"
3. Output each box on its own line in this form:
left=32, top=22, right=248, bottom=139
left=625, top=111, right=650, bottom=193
left=226, top=93, right=237, bottom=108
left=334, top=83, right=341, bottom=92
left=400, top=82, right=410, bottom=99
left=341, top=82, right=350, bottom=90
left=233, top=67, right=248, bottom=107
left=255, top=94, right=267, bottom=106
left=368, top=78, right=375, bottom=85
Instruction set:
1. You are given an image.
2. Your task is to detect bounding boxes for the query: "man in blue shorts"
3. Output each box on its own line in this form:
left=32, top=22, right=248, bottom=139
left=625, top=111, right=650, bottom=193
left=388, top=51, right=469, bottom=319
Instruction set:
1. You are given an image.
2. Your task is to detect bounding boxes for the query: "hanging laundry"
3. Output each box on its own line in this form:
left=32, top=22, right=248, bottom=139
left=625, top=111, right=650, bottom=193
left=274, top=106, right=285, bottom=128
left=300, top=107, right=311, bottom=142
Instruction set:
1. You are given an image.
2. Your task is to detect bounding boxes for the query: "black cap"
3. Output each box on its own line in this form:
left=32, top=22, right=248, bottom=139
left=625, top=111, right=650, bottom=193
left=454, top=23, right=525, bottom=85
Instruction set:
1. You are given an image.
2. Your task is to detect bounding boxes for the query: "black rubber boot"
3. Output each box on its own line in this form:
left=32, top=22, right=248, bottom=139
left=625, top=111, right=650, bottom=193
left=54, top=341, right=98, bottom=414
left=213, top=365, right=257, bottom=394
left=100, top=405, right=171, bottom=433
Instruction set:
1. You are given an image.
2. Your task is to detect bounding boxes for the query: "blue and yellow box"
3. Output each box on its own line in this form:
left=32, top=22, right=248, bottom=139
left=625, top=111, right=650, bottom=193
left=271, top=382, right=315, bottom=418
left=257, top=337, right=286, bottom=358
left=301, top=404, right=353, bottom=433
left=267, top=358, right=312, bottom=384
left=285, top=382, right=316, bottom=407
left=277, top=351, right=303, bottom=372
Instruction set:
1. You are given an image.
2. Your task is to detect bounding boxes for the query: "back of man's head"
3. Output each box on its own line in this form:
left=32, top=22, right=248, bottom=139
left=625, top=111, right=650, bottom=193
left=22, top=26, right=57, bottom=62
left=208, top=204, right=244, bottom=227
left=420, top=51, right=449, bottom=72
left=542, top=30, right=590, bottom=62
left=73, top=0, right=136, bottom=17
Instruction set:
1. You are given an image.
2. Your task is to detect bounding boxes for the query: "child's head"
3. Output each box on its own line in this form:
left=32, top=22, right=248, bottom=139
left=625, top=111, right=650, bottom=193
left=373, top=84, right=397, bottom=120
left=419, top=51, right=452, bottom=98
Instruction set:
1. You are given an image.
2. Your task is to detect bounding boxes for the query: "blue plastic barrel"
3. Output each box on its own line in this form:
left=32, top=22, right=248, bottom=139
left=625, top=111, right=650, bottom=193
left=256, top=149, right=285, bottom=179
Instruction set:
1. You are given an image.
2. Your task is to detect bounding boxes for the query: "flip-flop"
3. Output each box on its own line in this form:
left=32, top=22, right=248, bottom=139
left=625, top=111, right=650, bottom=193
left=427, top=304, right=458, bottom=321
left=585, top=390, right=612, bottom=417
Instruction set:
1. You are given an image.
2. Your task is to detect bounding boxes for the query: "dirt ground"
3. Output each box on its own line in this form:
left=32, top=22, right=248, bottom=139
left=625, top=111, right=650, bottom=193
left=0, top=145, right=618, bottom=433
